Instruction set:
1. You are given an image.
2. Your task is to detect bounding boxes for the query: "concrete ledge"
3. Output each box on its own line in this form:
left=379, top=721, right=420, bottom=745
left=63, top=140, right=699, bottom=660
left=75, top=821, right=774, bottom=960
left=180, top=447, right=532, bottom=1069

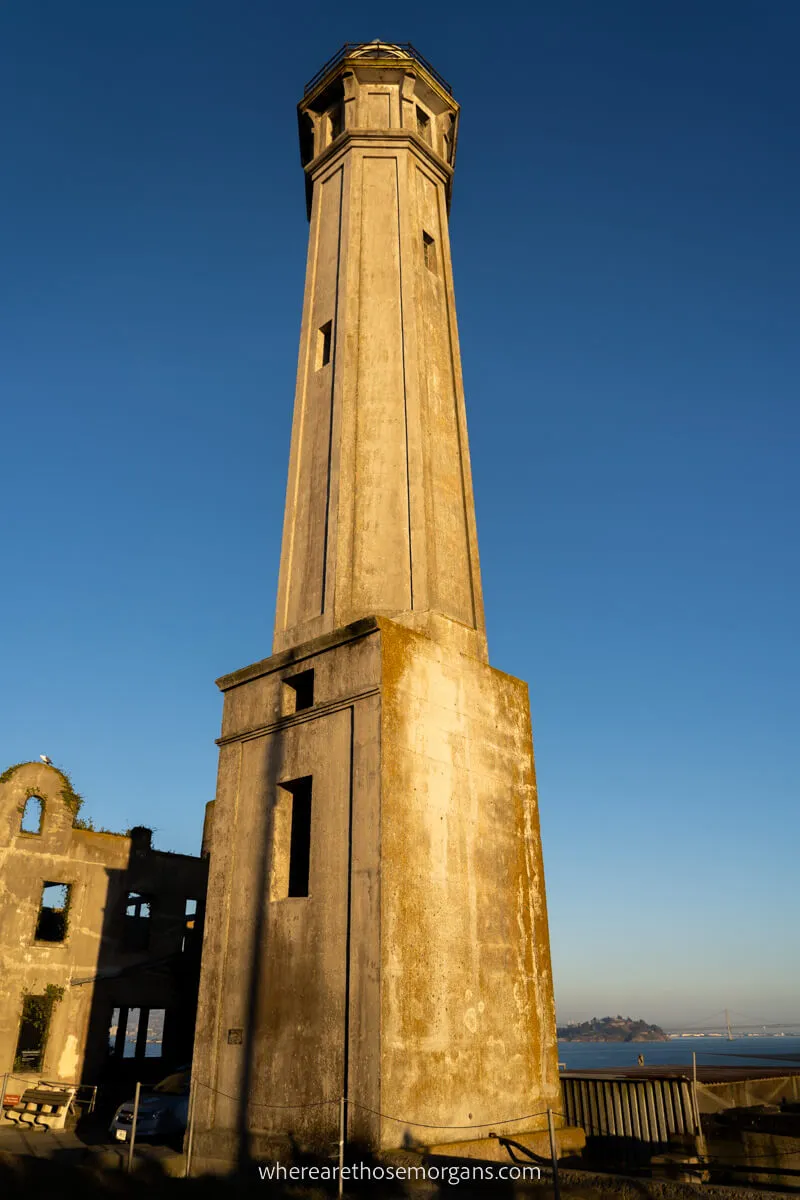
left=216, top=618, right=379, bottom=691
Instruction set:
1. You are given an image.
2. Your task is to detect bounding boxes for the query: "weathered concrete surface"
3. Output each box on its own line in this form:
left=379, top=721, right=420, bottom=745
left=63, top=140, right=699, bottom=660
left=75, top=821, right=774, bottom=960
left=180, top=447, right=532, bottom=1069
left=379, top=620, right=561, bottom=1145
left=0, top=762, right=207, bottom=1094
left=190, top=43, right=567, bottom=1170
left=191, top=618, right=563, bottom=1165
left=273, top=45, right=486, bottom=663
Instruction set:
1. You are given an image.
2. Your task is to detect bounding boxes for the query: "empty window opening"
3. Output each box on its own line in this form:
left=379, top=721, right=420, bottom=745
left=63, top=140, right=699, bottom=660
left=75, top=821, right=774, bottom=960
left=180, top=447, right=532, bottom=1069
left=35, top=882, right=71, bottom=942
left=317, top=321, right=332, bottom=369
left=108, top=1005, right=166, bottom=1060
left=144, top=1008, right=165, bottom=1058
left=443, top=113, right=455, bottom=163
left=416, top=105, right=432, bottom=145
left=108, top=1007, right=121, bottom=1055
left=423, top=231, right=437, bottom=273
left=288, top=778, right=312, bottom=897
left=181, top=898, right=199, bottom=954
left=299, top=111, right=315, bottom=166
left=14, top=994, right=52, bottom=1072
left=283, top=669, right=315, bottom=713
left=327, top=101, right=344, bottom=142
left=123, top=892, right=152, bottom=951
left=126, top=893, right=151, bottom=919
left=273, top=776, right=313, bottom=899
left=123, top=1007, right=141, bottom=1058
left=20, top=795, right=44, bottom=835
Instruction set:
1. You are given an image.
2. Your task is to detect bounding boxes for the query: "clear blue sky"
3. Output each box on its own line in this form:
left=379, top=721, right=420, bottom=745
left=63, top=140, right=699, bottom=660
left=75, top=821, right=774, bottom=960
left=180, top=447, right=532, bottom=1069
left=2, top=1, right=797, bottom=1027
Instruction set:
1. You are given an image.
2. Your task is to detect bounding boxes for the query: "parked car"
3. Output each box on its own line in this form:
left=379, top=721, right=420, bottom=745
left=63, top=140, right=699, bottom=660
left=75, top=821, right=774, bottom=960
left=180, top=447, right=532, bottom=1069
left=109, top=1066, right=190, bottom=1142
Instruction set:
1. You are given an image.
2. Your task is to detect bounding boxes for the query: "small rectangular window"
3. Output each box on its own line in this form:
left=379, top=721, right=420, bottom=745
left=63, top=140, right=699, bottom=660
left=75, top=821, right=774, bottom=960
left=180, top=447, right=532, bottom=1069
left=283, top=669, right=314, bottom=713
left=423, top=231, right=437, bottom=273
left=35, top=882, right=71, bottom=942
left=123, top=892, right=152, bottom=951
left=126, top=893, right=151, bottom=919
left=317, top=321, right=332, bottom=369
left=416, top=105, right=432, bottom=145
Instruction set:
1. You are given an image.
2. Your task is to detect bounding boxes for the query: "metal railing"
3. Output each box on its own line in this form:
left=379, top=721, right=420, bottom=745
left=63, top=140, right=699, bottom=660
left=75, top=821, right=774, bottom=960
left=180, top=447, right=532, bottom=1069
left=304, top=43, right=452, bottom=96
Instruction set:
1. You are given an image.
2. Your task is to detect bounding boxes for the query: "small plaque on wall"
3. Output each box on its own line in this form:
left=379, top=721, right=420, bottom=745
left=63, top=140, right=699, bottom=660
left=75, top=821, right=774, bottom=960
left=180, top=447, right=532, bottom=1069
left=227, top=1028, right=243, bottom=1045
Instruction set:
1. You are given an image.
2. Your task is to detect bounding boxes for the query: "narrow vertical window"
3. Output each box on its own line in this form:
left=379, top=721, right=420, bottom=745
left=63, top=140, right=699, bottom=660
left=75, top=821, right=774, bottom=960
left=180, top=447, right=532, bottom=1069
left=416, top=105, right=431, bottom=145
left=288, top=777, right=312, bottom=897
left=123, top=1007, right=141, bottom=1058
left=423, top=231, right=437, bottom=273
left=108, top=1007, right=121, bottom=1056
left=443, top=113, right=455, bottom=163
left=181, top=898, right=198, bottom=953
left=35, top=882, right=71, bottom=942
left=317, top=321, right=332, bottom=369
left=328, top=101, right=344, bottom=142
left=299, top=111, right=315, bottom=166
left=271, top=776, right=313, bottom=900
left=20, top=796, right=44, bottom=835
left=145, top=1009, right=165, bottom=1058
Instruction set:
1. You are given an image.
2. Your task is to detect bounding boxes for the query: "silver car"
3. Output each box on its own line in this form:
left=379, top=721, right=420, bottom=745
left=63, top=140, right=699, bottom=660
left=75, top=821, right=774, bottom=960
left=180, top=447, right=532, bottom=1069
left=109, top=1066, right=190, bottom=1143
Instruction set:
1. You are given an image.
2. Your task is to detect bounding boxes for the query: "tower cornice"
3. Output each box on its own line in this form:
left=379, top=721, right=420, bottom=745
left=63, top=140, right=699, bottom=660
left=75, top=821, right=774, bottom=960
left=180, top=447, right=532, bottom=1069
left=304, top=128, right=454, bottom=188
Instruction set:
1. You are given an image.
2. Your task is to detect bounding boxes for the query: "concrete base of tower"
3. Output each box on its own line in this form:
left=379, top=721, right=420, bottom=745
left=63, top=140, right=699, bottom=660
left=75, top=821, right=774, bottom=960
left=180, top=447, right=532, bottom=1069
left=190, top=615, right=562, bottom=1163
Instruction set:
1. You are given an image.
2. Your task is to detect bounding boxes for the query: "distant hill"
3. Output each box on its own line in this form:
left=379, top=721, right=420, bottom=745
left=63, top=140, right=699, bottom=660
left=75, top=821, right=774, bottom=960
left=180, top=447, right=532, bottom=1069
left=557, top=1015, right=667, bottom=1042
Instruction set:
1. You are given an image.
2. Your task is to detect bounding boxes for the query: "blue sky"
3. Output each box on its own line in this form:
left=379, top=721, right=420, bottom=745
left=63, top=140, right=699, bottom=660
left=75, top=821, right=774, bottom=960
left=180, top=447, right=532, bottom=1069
left=2, top=1, right=797, bottom=1026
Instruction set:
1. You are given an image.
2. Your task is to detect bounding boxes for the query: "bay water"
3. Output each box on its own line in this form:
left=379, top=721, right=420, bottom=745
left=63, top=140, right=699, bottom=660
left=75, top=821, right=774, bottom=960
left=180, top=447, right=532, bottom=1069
left=558, top=1035, right=800, bottom=1070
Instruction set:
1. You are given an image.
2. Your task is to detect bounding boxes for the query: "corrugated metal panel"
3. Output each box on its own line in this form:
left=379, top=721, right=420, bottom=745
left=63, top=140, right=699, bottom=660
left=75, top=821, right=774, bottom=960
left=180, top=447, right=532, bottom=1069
left=562, top=1076, right=697, bottom=1145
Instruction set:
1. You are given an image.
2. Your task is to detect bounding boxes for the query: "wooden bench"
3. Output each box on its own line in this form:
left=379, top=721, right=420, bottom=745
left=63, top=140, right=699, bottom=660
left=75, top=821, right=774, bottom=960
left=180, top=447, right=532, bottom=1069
left=2, top=1084, right=77, bottom=1131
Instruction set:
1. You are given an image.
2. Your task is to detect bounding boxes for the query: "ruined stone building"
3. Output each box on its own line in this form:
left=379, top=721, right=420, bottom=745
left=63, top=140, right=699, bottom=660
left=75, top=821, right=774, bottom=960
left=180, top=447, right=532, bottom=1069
left=191, top=42, right=579, bottom=1166
left=0, top=761, right=209, bottom=1102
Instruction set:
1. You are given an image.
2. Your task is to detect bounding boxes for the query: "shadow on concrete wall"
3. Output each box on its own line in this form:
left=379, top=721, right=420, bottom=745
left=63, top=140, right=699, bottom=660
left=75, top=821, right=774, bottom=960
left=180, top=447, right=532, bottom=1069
left=234, top=732, right=285, bottom=1171
left=79, top=834, right=206, bottom=1118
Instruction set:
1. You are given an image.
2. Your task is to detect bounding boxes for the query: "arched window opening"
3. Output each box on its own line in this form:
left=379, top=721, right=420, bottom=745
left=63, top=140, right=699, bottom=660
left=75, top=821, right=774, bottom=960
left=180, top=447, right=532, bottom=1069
left=20, top=796, right=44, bottom=835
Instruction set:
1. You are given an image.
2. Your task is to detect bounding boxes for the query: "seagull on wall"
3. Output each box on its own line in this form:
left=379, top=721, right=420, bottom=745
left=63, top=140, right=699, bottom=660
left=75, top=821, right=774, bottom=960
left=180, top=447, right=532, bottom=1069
left=39, top=755, right=53, bottom=765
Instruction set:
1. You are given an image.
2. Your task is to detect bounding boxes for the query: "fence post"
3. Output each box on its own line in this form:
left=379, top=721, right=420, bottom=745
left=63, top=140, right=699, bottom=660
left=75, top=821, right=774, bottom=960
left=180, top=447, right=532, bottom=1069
left=547, top=1108, right=561, bottom=1200
left=126, top=1081, right=141, bottom=1174
left=338, top=1095, right=346, bottom=1199
left=691, top=1052, right=707, bottom=1161
left=0, top=1073, right=7, bottom=1108
left=184, top=1078, right=196, bottom=1178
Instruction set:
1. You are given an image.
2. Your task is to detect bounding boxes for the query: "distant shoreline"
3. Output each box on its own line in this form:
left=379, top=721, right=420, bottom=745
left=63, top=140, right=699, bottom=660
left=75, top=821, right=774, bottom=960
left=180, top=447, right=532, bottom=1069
left=557, top=1016, right=667, bottom=1043
left=558, top=1035, right=668, bottom=1043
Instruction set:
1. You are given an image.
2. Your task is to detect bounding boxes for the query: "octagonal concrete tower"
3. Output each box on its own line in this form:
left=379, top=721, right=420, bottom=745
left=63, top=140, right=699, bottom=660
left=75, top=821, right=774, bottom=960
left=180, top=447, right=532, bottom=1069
left=191, top=43, right=569, bottom=1169
left=274, top=40, right=486, bottom=663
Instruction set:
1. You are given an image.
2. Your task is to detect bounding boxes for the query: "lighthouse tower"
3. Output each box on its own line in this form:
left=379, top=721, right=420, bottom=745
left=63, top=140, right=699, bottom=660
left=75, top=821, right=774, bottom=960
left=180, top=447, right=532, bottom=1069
left=191, top=42, right=567, bottom=1166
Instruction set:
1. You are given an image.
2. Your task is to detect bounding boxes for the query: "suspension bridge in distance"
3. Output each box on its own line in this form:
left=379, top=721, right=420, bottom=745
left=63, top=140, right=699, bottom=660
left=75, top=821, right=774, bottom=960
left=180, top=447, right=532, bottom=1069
left=666, top=1008, right=800, bottom=1038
